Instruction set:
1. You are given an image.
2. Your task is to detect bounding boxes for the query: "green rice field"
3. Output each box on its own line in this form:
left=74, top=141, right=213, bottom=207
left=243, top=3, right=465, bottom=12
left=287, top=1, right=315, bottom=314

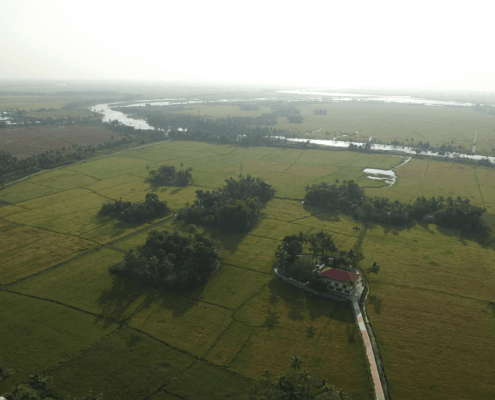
left=1, top=140, right=495, bottom=399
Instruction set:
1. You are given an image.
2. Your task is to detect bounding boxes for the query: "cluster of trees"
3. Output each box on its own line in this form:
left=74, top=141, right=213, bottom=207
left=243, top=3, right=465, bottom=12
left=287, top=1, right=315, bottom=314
left=0, top=146, right=98, bottom=178
left=304, top=180, right=485, bottom=230
left=275, top=231, right=357, bottom=282
left=473, top=103, right=495, bottom=115
left=240, top=355, right=355, bottom=400
left=179, top=175, right=275, bottom=233
left=111, top=230, right=219, bottom=290
left=313, top=109, right=328, bottom=115
left=100, top=193, right=169, bottom=223
left=147, top=165, right=193, bottom=186
left=0, top=368, right=102, bottom=400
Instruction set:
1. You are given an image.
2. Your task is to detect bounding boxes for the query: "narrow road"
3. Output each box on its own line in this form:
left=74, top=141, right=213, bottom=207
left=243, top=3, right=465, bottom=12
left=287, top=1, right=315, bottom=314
left=274, top=264, right=389, bottom=400
left=352, top=301, right=385, bottom=400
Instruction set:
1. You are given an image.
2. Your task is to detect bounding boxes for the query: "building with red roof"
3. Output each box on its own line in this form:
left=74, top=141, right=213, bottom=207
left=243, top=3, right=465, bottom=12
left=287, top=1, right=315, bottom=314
left=320, top=267, right=361, bottom=297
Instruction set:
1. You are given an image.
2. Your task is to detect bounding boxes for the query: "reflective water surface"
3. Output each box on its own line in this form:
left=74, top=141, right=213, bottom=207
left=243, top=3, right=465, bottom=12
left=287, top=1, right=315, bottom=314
left=90, top=100, right=494, bottom=164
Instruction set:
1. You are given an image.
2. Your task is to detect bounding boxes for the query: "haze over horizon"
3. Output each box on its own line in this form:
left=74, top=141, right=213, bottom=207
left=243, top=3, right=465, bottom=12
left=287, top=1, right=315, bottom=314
left=1, top=0, right=494, bottom=92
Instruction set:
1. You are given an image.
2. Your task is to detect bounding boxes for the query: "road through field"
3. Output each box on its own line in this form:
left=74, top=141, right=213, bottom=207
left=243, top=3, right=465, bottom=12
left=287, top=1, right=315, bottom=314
left=352, top=301, right=385, bottom=400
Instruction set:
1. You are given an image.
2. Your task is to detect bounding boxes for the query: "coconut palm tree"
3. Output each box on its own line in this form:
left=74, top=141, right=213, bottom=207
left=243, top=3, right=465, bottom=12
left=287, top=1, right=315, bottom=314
left=0, top=367, right=13, bottom=381
left=262, top=369, right=271, bottom=378
left=299, top=370, right=312, bottom=395
left=83, top=391, right=104, bottom=400
left=289, top=355, right=304, bottom=371
left=277, top=375, right=287, bottom=390
left=28, top=372, right=50, bottom=391
left=368, top=262, right=380, bottom=274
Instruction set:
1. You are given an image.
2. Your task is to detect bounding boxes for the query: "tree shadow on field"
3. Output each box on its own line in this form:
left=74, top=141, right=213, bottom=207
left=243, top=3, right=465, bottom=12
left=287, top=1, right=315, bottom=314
left=97, top=269, right=208, bottom=325
left=306, top=325, right=316, bottom=339
left=267, top=279, right=348, bottom=325
left=97, top=274, right=160, bottom=327
left=416, top=221, right=435, bottom=235
left=382, top=221, right=415, bottom=236
left=368, top=295, right=382, bottom=314
left=488, top=301, right=495, bottom=317
left=345, top=323, right=358, bottom=343
left=263, top=308, right=280, bottom=330
left=91, top=211, right=144, bottom=240
left=302, top=203, right=341, bottom=222
left=153, top=280, right=207, bottom=318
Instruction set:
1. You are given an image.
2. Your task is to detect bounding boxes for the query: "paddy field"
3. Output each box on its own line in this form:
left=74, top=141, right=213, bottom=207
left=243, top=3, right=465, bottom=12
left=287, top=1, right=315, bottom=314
left=1, top=140, right=495, bottom=399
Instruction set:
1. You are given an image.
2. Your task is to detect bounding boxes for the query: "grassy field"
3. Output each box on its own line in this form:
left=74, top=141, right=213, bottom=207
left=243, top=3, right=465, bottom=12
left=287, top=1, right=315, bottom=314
left=175, top=102, right=495, bottom=155
left=0, top=124, right=123, bottom=158
left=1, top=140, right=495, bottom=399
left=366, top=158, right=495, bottom=213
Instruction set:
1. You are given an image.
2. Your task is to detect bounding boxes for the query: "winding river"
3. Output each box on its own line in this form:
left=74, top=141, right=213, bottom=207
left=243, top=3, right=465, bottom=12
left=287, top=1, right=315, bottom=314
left=90, top=98, right=495, bottom=166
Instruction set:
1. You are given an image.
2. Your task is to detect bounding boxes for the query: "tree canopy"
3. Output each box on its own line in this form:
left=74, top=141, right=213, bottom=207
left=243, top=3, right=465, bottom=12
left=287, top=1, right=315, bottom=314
left=233, top=355, right=355, bottom=400
left=304, top=180, right=485, bottom=231
left=179, top=175, right=275, bottom=233
left=111, top=230, right=219, bottom=290
left=100, top=193, right=169, bottom=223
left=147, top=165, right=193, bottom=186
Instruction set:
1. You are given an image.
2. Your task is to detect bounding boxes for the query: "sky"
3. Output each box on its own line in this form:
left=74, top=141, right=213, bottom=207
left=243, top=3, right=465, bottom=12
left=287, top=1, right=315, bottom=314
left=1, top=0, right=494, bottom=91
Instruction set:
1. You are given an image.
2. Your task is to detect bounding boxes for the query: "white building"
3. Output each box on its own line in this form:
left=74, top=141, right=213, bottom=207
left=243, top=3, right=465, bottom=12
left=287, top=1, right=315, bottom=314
left=320, top=267, right=361, bottom=298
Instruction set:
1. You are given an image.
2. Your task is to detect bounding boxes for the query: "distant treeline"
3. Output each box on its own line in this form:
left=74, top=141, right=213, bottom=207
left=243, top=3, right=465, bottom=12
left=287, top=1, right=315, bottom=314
left=0, top=125, right=167, bottom=180
left=100, top=193, right=169, bottom=223
left=61, top=95, right=139, bottom=110
left=305, top=180, right=486, bottom=230
left=179, top=175, right=276, bottom=232
left=120, top=103, right=308, bottom=142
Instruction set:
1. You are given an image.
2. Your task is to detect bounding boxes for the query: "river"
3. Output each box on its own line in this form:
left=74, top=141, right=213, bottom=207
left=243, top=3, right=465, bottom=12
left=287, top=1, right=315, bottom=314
left=89, top=98, right=495, bottom=165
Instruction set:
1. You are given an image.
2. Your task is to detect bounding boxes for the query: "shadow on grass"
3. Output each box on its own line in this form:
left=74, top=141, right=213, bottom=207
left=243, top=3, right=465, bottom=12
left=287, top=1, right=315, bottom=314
left=263, top=308, right=280, bottom=330
left=302, top=203, right=341, bottom=222
left=383, top=221, right=415, bottom=236
left=345, top=323, right=358, bottom=343
left=96, top=274, right=159, bottom=326
left=92, top=209, right=173, bottom=240
left=368, top=295, right=382, bottom=314
left=488, top=301, right=495, bottom=317
left=306, top=325, right=316, bottom=338
left=153, top=280, right=208, bottom=318
left=267, top=279, right=349, bottom=325
left=97, top=270, right=209, bottom=325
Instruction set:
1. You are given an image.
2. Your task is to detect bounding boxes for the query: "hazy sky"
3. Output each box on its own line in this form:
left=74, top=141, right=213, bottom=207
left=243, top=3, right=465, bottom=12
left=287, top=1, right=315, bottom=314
left=1, top=0, right=494, bottom=91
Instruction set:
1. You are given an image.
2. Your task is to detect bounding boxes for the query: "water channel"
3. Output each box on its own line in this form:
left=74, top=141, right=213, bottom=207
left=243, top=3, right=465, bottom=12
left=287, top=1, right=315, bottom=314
left=362, top=157, right=411, bottom=187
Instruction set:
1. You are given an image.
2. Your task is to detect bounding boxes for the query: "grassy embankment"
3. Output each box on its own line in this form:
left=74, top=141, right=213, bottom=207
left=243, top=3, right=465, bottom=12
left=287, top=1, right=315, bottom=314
left=1, top=141, right=495, bottom=399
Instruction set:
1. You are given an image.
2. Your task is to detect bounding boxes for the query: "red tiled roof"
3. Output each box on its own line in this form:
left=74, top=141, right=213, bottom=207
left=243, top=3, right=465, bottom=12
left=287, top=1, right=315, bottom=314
left=320, top=268, right=360, bottom=282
